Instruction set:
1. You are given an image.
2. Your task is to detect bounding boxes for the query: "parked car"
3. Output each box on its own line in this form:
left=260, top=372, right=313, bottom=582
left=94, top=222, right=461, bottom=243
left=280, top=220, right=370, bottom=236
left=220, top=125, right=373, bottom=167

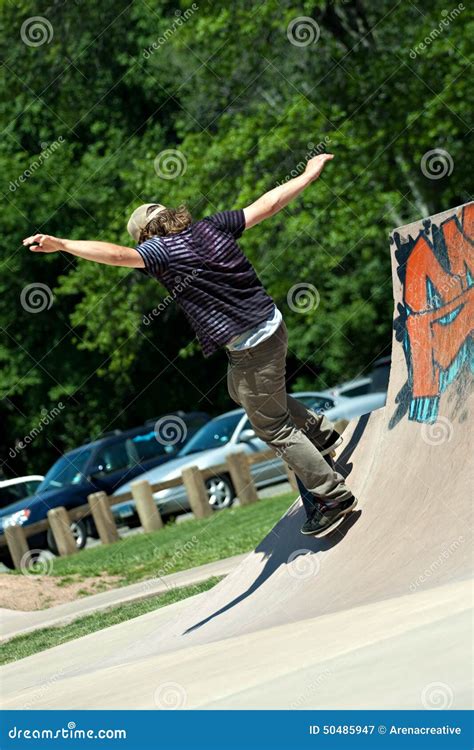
left=112, top=408, right=275, bottom=523
left=0, top=412, right=209, bottom=566
left=325, top=376, right=373, bottom=399
left=323, top=356, right=391, bottom=399
left=0, top=475, right=44, bottom=510
left=112, top=390, right=384, bottom=522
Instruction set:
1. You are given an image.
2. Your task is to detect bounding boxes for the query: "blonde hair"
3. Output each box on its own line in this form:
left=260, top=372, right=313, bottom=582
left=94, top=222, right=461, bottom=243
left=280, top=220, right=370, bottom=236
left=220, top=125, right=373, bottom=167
left=138, top=204, right=192, bottom=242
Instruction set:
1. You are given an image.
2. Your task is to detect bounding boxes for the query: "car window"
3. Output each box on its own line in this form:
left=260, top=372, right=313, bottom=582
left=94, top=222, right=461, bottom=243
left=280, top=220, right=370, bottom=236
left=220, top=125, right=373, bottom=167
left=39, top=448, right=93, bottom=491
left=131, top=430, right=175, bottom=462
left=24, top=479, right=42, bottom=496
left=94, top=439, right=137, bottom=475
left=179, top=413, right=243, bottom=456
left=0, top=483, right=32, bottom=509
left=341, top=383, right=371, bottom=397
left=0, top=480, right=42, bottom=508
left=182, top=414, right=209, bottom=437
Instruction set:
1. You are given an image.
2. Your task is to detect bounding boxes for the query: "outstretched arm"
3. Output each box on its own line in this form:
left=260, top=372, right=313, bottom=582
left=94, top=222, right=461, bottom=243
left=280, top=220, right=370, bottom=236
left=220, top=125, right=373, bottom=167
left=243, top=153, right=334, bottom=229
left=22, top=235, right=145, bottom=268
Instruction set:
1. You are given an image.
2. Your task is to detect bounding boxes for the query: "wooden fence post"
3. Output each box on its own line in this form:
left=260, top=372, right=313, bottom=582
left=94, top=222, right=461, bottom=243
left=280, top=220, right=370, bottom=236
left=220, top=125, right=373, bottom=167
left=47, top=507, right=78, bottom=557
left=182, top=466, right=213, bottom=519
left=4, top=525, right=29, bottom=570
left=87, top=491, right=120, bottom=544
left=131, top=480, right=164, bottom=532
left=226, top=451, right=259, bottom=505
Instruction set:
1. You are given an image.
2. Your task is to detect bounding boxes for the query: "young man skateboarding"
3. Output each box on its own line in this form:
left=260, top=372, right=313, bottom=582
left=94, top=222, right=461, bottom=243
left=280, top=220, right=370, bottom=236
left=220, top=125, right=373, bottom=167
left=23, top=152, right=356, bottom=536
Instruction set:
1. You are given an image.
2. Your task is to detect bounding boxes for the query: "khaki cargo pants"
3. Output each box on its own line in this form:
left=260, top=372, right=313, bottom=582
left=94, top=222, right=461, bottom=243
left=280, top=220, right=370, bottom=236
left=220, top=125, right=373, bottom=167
left=226, top=319, right=353, bottom=507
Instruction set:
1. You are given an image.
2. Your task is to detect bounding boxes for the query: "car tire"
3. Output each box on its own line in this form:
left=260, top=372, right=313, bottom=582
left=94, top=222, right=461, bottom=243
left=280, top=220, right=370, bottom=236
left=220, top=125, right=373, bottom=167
left=205, top=474, right=235, bottom=511
left=47, top=519, right=88, bottom=554
left=0, top=550, right=14, bottom=570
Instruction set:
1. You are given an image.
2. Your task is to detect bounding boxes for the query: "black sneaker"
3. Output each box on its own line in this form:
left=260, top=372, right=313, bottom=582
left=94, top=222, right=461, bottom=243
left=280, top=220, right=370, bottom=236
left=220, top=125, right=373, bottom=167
left=300, top=495, right=357, bottom=536
left=323, top=452, right=335, bottom=470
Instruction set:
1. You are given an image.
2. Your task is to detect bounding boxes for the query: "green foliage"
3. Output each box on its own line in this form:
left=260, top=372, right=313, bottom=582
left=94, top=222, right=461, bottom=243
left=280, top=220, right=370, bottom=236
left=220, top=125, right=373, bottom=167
left=0, top=0, right=472, bottom=474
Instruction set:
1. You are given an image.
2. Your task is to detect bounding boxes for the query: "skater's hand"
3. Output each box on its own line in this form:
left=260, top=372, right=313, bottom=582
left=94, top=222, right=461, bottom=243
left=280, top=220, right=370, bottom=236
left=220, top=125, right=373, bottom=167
left=23, top=234, right=65, bottom=253
left=304, top=153, right=334, bottom=182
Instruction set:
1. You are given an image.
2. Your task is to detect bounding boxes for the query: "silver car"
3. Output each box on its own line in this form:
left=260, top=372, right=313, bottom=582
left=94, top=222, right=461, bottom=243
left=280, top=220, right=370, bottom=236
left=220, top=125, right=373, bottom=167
left=112, top=408, right=278, bottom=522
left=112, top=390, right=383, bottom=522
left=285, top=390, right=386, bottom=425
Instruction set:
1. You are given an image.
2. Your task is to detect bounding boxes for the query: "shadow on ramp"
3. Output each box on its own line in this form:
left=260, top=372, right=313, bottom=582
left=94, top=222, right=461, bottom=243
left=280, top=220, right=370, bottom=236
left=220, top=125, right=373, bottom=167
left=183, top=411, right=369, bottom=635
left=334, top=412, right=370, bottom=478
left=183, top=508, right=361, bottom=635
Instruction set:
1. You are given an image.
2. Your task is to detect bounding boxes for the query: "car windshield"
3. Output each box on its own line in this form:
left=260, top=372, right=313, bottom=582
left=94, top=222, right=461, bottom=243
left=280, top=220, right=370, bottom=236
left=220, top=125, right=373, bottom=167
left=38, top=448, right=92, bottom=491
left=0, top=480, right=42, bottom=509
left=340, top=382, right=372, bottom=397
left=178, top=413, right=242, bottom=456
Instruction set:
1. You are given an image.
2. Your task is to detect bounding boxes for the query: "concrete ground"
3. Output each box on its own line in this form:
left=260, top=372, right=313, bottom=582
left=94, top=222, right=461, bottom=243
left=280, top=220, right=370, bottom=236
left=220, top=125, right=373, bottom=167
left=0, top=553, right=246, bottom=641
left=1, top=579, right=470, bottom=710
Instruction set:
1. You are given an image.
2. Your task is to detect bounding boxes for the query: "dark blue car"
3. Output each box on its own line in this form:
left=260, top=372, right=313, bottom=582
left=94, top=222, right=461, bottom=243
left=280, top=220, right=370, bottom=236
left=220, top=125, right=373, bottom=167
left=0, top=412, right=209, bottom=567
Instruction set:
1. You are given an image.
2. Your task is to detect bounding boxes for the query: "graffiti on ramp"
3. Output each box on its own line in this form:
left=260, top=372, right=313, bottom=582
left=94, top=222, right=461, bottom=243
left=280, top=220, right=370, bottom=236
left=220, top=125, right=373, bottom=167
left=391, top=202, right=473, bottom=426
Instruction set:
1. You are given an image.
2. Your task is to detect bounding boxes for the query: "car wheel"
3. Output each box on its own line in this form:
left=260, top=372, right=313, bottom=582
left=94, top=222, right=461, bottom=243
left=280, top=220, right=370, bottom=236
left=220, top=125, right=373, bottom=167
left=47, top=519, right=88, bottom=554
left=205, top=474, right=235, bottom=510
left=0, top=550, right=14, bottom=570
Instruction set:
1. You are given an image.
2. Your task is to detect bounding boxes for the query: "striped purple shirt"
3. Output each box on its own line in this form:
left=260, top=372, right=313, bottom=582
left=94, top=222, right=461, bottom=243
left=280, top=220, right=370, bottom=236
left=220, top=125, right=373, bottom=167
left=135, top=210, right=275, bottom=358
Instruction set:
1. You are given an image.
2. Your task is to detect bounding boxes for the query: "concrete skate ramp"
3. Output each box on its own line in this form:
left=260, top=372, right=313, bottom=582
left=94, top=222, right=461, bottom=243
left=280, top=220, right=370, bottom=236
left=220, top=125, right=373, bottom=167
left=121, top=200, right=473, bottom=646
left=2, top=203, right=473, bottom=710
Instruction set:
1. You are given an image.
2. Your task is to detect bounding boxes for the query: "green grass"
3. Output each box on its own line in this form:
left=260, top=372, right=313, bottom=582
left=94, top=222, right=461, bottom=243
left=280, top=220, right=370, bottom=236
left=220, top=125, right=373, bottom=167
left=15, top=491, right=296, bottom=587
left=0, top=577, right=221, bottom=665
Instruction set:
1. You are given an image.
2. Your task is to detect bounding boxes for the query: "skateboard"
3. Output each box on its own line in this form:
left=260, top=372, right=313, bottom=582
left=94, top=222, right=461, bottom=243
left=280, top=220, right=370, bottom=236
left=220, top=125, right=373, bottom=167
left=311, top=498, right=358, bottom=538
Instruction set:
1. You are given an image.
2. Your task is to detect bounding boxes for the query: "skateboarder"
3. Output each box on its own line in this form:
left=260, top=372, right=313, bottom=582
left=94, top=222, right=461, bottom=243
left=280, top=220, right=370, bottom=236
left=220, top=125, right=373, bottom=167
left=23, top=152, right=356, bottom=536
